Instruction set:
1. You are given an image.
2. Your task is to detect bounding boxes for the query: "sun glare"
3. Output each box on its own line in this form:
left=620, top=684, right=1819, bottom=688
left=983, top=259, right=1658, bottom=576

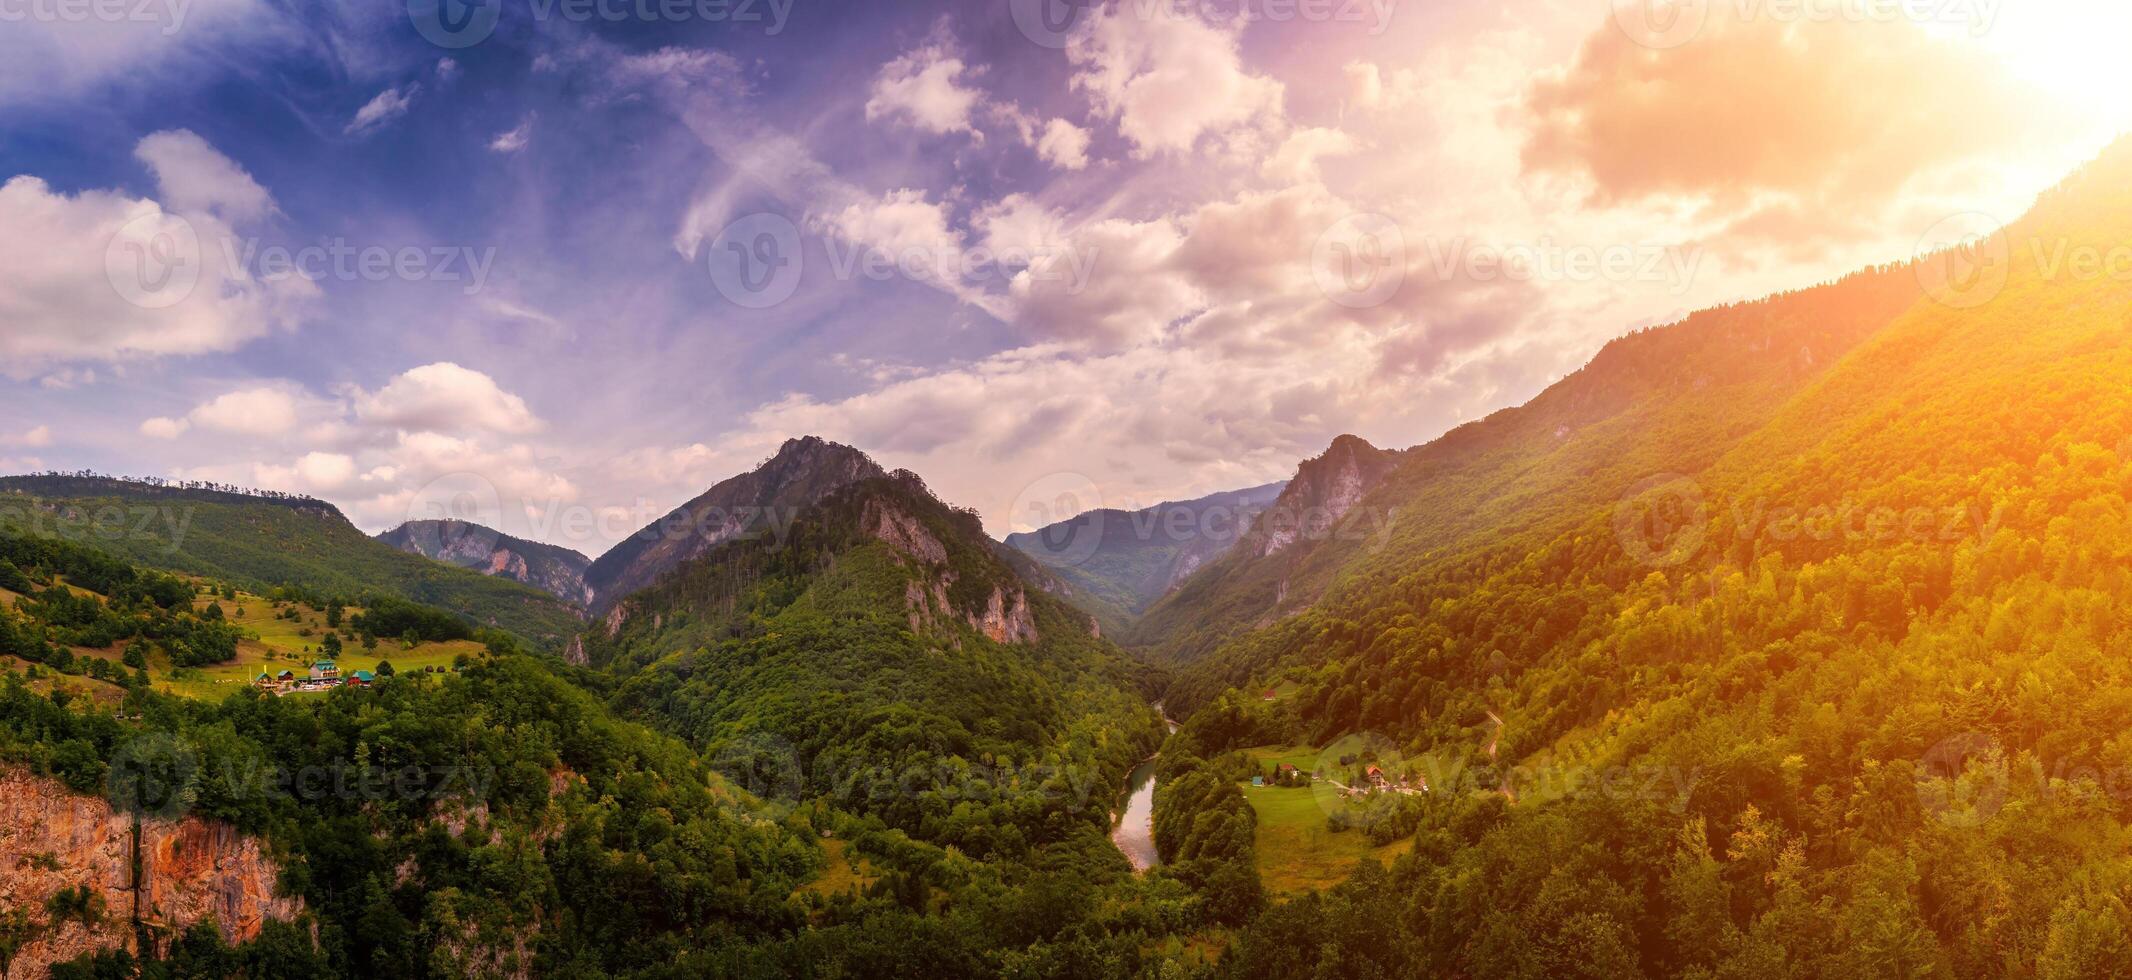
left=1974, top=1, right=2132, bottom=131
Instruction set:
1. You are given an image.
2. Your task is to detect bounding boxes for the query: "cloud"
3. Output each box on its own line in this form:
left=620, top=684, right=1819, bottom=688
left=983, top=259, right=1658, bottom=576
left=1036, top=119, right=1091, bottom=170
left=1523, top=11, right=2044, bottom=213
left=1264, top=127, right=1359, bottom=184
left=190, top=387, right=303, bottom=437
left=0, top=132, right=313, bottom=376
left=346, top=85, right=418, bottom=135
left=1068, top=5, right=1284, bottom=157
left=140, top=417, right=189, bottom=440
left=134, top=130, right=274, bottom=223
left=0, top=0, right=274, bottom=106
left=6, top=425, right=52, bottom=448
left=490, top=117, right=534, bottom=153
left=866, top=43, right=983, bottom=137
left=353, top=362, right=544, bottom=435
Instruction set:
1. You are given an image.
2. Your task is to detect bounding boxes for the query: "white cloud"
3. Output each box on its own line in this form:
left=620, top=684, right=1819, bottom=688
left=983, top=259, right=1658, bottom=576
left=0, top=132, right=314, bottom=376
left=1068, top=5, right=1284, bottom=157
left=490, top=117, right=534, bottom=153
left=353, top=362, right=544, bottom=435
left=866, top=43, right=982, bottom=136
left=190, top=387, right=302, bottom=437
left=1264, top=127, right=1359, bottom=183
left=7, top=425, right=52, bottom=448
left=346, top=86, right=418, bottom=136
left=1036, top=119, right=1092, bottom=170
left=134, top=130, right=273, bottom=222
left=140, top=417, right=190, bottom=440
left=0, top=0, right=275, bottom=106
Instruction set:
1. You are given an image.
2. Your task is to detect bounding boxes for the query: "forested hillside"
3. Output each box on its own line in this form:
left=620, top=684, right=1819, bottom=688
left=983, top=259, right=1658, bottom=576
left=581, top=465, right=1168, bottom=856
left=0, top=476, right=583, bottom=649
left=1145, top=137, right=2132, bottom=976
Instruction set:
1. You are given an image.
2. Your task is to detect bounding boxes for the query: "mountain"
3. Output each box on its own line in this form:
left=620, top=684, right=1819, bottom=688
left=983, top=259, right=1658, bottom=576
left=1003, top=480, right=1285, bottom=635
left=580, top=435, right=885, bottom=612
left=0, top=475, right=583, bottom=648
left=376, top=519, right=592, bottom=605
left=1129, top=434, right=1407, bottom=661
left=574, top=448, right=1166, bottom=850
left=1151, top=140, right=2132, bottom=976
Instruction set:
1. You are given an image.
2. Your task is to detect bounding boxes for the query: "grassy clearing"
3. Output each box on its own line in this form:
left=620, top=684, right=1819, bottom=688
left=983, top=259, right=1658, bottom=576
left=1241, top=783, right=1414, bottom=894
left=800, top=837, right=880, bottom=899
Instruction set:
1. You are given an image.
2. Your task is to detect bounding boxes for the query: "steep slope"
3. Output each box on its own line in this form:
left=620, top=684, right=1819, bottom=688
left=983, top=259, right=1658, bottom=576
left=581, top=436, right=885, bottom=612
left=1142, top=253, right=1930, bottom=679
left=377, top=519, right=592, bottom=605
left=1166, top=139, right=2132, bottom=976
left=0, top=476, right=582, bottom=648
left=1132, top=436, right=1407, bottom=660
left=1004, top=481, right=1284, bottom=635
left=578, top=455, right=1166, bottom=852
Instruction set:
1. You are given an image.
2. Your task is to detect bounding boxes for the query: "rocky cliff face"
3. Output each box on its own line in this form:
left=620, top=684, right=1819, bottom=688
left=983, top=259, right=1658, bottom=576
left=377, top=519, right=594, bottom=606
left=1251, top=435, right=1404, bottom=558
left=0, top=767, right=302, bottom=975
left=868, top=497, right=1038, bottom=646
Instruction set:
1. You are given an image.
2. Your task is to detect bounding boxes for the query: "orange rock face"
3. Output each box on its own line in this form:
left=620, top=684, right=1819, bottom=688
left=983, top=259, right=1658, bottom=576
left=0, top=766, right=303, bottom=976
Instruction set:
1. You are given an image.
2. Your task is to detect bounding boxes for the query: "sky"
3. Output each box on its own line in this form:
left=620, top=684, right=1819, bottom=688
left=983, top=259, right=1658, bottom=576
left=2, top=0, right=2128, bottom=557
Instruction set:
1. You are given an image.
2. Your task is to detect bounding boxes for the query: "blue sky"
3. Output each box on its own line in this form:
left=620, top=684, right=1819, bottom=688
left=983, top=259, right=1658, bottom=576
left=2, top=0, right=2123, bottom=554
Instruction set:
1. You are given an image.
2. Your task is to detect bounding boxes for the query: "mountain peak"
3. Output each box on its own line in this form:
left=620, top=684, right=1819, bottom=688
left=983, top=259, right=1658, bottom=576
left=582, top=435, right=888, bottom=610
left=378, top=519, right=593, bottom=605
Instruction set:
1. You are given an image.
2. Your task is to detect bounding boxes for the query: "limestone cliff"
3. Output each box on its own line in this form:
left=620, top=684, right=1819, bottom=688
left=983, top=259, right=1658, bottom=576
left=0, top=767, right=302, bottom=976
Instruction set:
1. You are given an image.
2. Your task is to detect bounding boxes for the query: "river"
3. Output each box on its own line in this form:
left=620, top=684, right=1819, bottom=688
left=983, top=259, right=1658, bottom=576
left=1110, top=704, right=1180, bottom=871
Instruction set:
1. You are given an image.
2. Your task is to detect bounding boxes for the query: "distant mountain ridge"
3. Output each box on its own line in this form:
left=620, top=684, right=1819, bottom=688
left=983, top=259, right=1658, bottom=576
left=1004, top=481, right=1286, bottom=635
left=377, top=519, right=592, bottom=605
left=0, top=474, right=583, bottom=648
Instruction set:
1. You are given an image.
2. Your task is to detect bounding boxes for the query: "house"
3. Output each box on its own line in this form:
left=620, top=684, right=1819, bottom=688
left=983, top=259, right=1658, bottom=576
left=252, top=672, right=277, bottom=691
left=1262, top=689, right=1278, bottom=701
left=348, top=670, right=375, bottom=687
left=309, top=659, right=340, bottom=682
left=1250, top=776, right=1265, bottom=787
left=1365, top=765, right=1388, bottom=790
left=276, top=670, right=296, bottom=686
